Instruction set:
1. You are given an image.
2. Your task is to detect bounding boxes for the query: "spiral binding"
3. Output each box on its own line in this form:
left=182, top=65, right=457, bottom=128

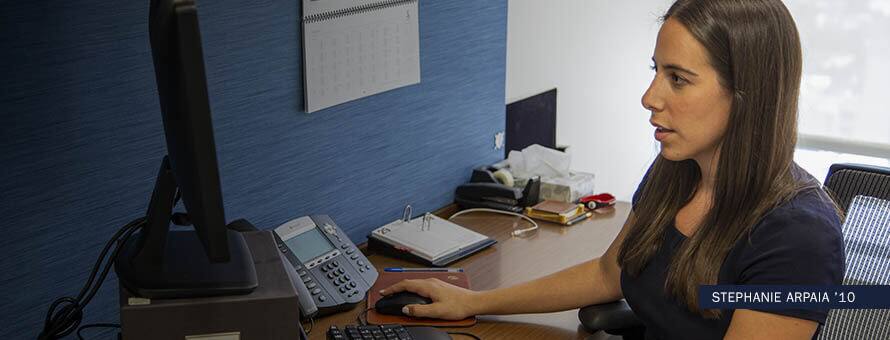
left=303, top=0, right=417, bottom=24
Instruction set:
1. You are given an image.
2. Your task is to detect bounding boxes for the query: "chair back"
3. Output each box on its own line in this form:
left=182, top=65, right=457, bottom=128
left=823, top=163, right=890, bottom=213
left=819, top=164, right=890, bottom=340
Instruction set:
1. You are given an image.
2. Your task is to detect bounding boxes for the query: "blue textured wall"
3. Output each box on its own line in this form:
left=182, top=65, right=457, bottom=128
left=0, top=0, right=506, bottom=337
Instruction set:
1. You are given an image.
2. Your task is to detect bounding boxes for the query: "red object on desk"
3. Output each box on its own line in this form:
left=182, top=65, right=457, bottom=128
left=579, top=193, right=616, bottom=210
left=367, top=271, right=476, bottom=327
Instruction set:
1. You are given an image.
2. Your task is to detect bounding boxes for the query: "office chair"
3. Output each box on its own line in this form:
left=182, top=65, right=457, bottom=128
left=577, top=299, right=644, bottom=339
left=818, top=163, right=890, bottom=339
left=578, top=163, right=890, bottom=339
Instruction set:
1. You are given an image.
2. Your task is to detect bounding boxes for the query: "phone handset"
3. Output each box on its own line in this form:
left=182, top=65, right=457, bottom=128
left=279, top=249, right=319, bottom=318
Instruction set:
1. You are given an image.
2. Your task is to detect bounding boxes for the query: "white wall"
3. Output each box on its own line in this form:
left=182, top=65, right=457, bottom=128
left=506, top=0, right=673, bottom=200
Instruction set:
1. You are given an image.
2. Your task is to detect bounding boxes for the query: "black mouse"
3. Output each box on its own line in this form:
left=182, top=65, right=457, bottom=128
left=375, top=292, right=433, bottom=316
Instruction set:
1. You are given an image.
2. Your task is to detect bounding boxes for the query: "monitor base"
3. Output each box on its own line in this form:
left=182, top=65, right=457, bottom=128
left=115, top=229, right=258, bottom=299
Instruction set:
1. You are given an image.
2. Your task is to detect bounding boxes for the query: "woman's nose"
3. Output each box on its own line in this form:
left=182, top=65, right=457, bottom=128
left=641, top=78, right=663, bottom=113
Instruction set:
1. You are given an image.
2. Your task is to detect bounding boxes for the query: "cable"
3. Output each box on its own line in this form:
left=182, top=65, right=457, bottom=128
left=76, top=323, right=120, bottom=340
left=448, top=208, right=539, bottom=237
left=301, top=317, right=315, bottom=334
left=447, top=331, right=482, bottom=340
left=38, top=217, right=146, bottom=340
left=356, top=307, right=374, bottom=326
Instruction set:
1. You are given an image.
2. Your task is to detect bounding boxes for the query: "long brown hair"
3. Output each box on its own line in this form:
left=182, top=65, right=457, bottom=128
left=617, top=0, right=816, bottom=318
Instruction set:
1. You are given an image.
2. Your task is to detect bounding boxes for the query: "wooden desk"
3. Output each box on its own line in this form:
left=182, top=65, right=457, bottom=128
left=309, top=202, right=630, bottom=340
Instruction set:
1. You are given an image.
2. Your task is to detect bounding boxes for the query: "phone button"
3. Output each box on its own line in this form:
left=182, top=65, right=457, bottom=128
left=346, top=248, right=356, bottom=255
left=332, top=261, right=340, bottom=267
left=306, top=282, right=317, bottom=289
left=323, top=223, right=337, bottom=235
left=311, top=288, right=322, bottom=295
left=318, top=295, right=326, bottom=302
left=340, top=244, right=349, bottom=249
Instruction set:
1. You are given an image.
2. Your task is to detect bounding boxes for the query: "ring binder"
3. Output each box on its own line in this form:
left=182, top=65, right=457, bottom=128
left=368, top=214, right=496, bottom=266
left=402, top=205, right=413, bottom=222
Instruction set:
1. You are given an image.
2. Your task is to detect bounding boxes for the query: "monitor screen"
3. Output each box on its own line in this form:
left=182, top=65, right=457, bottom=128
left=505, top=89, right=557, bottom=158
left=284, top=227, right=335, bottom=264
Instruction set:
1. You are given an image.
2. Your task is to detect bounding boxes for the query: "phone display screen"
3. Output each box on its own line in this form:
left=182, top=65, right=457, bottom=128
left=284, top=227, right=335, bottom=264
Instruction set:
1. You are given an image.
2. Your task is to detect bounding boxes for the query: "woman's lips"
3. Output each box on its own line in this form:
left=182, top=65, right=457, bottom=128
left=654, top=127, right=675, bottom=141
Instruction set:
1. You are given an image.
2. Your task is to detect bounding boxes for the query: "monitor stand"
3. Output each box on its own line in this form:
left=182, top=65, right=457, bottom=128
left=114, top=156, right=258, bottom=299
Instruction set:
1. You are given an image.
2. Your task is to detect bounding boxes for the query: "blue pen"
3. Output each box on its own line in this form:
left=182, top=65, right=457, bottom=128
left=384, top=267, right=464, bottom=273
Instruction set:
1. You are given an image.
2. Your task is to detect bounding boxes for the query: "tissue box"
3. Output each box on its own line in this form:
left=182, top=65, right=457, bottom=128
left=514, top=172, right=596, bottom=203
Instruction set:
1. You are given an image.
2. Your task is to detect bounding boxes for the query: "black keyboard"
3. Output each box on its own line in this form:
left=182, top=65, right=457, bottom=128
left=326, top=324, right=451, bottom=340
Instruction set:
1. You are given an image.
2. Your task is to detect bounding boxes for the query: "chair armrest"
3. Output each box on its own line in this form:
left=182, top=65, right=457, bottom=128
left=578, top=299, right=642, bottom=333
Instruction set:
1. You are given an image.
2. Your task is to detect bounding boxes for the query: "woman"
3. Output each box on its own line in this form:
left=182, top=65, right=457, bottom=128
left=380, top=0, right=845, bottom=338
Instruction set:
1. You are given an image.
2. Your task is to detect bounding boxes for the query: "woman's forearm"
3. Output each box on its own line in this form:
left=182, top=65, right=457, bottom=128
left=470, top=257, right=623, bottom=315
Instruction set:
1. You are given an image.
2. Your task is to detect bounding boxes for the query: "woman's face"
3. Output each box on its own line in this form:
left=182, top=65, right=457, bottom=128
left=642, top=18, right=732, bottom=164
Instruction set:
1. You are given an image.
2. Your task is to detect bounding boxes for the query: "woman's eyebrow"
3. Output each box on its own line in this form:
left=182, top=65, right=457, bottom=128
left=652, top=57, right=700, bottom=77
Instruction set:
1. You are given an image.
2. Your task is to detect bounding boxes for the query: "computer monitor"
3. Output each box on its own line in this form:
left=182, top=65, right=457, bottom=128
left=505, top=89, right=558, bottom=158
left=114, top=0, right=257, bottom=299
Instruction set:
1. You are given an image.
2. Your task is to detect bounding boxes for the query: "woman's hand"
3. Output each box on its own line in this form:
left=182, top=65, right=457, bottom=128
left=379, top=278, right=483, bottom=320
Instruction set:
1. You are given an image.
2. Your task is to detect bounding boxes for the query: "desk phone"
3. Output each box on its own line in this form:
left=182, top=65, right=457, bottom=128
left=274, top=215, right=378, bottom=318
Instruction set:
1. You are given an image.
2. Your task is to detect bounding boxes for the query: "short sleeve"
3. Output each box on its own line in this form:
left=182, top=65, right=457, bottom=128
left=733, top=192, right=845, bottom=323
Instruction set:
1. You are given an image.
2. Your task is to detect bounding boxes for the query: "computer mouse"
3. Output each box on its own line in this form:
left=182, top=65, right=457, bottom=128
left=375, top=292, right=433, bottom=316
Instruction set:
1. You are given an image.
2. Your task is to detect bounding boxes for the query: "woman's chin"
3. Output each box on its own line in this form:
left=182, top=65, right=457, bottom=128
left=659, top=146, right=688, bottom=161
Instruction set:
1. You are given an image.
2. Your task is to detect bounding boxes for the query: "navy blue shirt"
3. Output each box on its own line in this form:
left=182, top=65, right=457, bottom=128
left=620, top=167, right=845, bottom=340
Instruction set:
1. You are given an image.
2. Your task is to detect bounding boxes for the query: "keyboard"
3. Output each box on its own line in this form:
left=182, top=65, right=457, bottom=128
left=326, top=324, right=451, bottom=340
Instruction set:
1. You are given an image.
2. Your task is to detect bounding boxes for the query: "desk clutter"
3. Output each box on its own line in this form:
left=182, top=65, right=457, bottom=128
left=455, top=145, right=598, bottom=211
left=525, top=200, right=589, bottom=225
left=452, top=144, right=616, bottom=229
left=506, top=144, right=597, bottom=203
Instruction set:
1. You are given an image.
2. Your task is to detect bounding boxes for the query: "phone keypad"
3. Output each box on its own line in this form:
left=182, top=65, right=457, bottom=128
left=322, top=259, right=361, bottom=298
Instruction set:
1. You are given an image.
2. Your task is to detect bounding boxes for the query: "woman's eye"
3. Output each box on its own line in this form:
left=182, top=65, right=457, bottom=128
left=670, top=73, right=688, bottom=86
left=649, top=64, right=657, bottom=71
